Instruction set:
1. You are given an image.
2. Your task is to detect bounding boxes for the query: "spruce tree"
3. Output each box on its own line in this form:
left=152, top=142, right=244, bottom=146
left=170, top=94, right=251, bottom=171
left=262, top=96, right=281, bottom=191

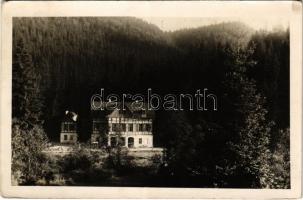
left=12, top=38, right=48, bottom=185
left=218, top=45, right=274, bottom=188
left=13, top=38, right=44, bottom=127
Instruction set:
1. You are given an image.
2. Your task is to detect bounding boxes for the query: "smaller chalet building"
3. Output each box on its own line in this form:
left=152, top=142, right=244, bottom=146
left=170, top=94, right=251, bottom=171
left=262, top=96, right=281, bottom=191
left=60, top=111, right=78, bottom=144
left=91, top=101, right=154, bottom=148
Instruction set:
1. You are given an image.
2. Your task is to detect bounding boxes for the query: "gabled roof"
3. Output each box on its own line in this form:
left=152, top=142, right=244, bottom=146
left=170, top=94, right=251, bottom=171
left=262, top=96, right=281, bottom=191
left=91, top=101, right=155, bottom=119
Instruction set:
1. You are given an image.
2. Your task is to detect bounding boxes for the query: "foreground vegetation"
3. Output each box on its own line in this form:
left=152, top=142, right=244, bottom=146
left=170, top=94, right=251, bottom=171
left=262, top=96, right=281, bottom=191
left=13, top=143, right=164, bottom=186
left=12, top=18, right=290, bottom=188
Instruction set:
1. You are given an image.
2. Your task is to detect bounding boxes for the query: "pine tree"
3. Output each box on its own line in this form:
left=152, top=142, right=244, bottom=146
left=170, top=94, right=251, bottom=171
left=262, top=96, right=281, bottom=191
left=13, top=38, right=44, bottom=127
left=269, top=128, right=290, bottom=188
left=159, top=111, right=194, bottom=177
left=12, top=38, right=48, bottom=185
left=218, top=45, right=274, bottom=188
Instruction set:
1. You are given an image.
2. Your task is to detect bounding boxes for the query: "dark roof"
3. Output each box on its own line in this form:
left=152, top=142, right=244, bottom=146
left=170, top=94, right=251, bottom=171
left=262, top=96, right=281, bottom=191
left=91, top=101, right=155, bottom=119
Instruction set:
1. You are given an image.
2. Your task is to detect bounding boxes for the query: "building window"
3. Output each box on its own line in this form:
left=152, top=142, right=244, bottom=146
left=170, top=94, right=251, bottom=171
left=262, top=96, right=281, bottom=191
left=118, top=137, right=126, bottom=146
left=63, top=124, right=68, bottom=132
left=69, top=124, right=76, bottom=131
left=128, top=137, right=134, bottom=148
left=112, top=123, right=126, bottom=132
left=146, top=124, right=152, bottom=132
left=110, top=137, right=117, bottom=147
left=62, top=123, right=76, bottom=132
left=139, top=138, right=142, bottom=144
left=121, top=124, right=126, bottom=132
left=128, top=124, right=133, bottom=132
left=64, top=135, right=68, bottom=140
left=70, top=135, right=74, bottom=141
left=139, top=124, right=143, bottom=131
left=112, top=124, right=119, bottom=132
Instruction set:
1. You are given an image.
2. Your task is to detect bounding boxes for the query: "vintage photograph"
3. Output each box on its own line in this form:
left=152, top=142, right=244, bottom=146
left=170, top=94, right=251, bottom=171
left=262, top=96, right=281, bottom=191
left=11, top=16, right=291, bottom=189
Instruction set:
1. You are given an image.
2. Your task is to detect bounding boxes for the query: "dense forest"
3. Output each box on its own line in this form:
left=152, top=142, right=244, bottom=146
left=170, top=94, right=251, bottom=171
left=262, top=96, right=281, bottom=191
left=12, top=17, right=289, bottom=188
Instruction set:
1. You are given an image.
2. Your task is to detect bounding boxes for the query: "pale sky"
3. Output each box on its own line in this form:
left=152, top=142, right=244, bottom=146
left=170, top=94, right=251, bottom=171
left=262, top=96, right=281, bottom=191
left=141, top=17, right=289, bottom=32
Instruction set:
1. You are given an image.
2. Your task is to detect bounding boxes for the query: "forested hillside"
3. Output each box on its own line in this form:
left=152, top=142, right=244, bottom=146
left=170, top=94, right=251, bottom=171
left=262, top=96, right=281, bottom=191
left=13, top=17, right=180, bottom=140
left=12, top=17, right=290, bottom=188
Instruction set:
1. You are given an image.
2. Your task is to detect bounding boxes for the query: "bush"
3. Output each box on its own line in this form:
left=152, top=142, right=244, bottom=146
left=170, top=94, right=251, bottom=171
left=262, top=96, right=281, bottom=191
left=268, top=128, right=290, bottom=188
left=57, top=148, right=111, bottom=185
left=105, top=147, right=136, bottom=175
left=11, top=118, right=50, bottom=185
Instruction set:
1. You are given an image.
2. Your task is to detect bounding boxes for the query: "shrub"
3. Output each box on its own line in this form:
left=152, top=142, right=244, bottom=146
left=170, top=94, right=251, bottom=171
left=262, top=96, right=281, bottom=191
left=11, top=118, right=49, bottom=185
left=57, top=148, right=111, bottom=185
left=268, top=128, right=290, bottom=188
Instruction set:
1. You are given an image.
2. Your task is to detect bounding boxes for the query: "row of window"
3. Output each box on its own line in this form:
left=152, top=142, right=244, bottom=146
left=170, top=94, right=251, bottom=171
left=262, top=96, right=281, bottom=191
left=109, top=137, right=143, bottom=147
left=93, top=122, right=152, bottom=132
left=111, top=123, right=152, bottom=132
left=63, top=134, right=75, bottom=141
left=109, top=118, right=152, bottom=122
left=62, top=123, right=76, bottom=132
left=63, top=122, right=152, bottom=132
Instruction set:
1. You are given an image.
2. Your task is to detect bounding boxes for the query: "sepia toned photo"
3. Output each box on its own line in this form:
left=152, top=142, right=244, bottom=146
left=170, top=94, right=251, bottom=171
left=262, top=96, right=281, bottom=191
left=1, top=1, right=302, bottom=199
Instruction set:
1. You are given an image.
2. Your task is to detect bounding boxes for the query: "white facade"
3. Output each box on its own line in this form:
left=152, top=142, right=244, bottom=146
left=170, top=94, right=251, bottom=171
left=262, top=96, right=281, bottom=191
left=60, top=132, right=78, bottom=144
left=93, top=117, right=153, bottom=148
left=60, top=121, right=78, bottom=144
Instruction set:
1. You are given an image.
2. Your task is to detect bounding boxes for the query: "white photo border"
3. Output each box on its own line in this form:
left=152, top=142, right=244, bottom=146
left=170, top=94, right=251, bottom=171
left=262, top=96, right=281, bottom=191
left=0, top=1, right=302, bottom=198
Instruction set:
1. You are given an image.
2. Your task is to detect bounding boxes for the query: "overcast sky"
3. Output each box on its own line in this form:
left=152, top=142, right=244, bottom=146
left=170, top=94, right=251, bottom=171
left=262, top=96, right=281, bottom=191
left=141, top=17, right=289, bottom=32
